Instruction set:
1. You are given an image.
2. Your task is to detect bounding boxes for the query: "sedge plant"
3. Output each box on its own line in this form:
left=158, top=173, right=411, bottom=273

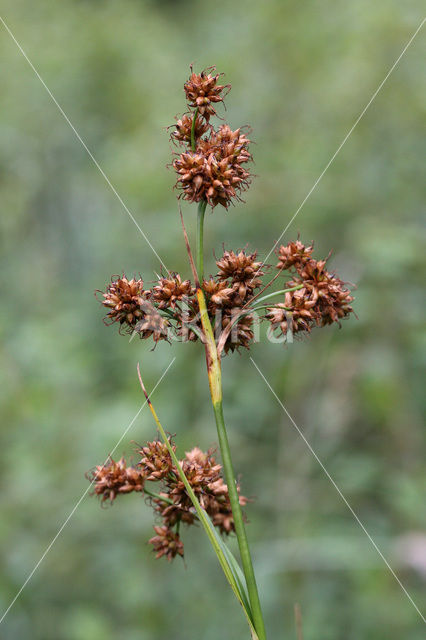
left=88, top=65, right=355, bottom=639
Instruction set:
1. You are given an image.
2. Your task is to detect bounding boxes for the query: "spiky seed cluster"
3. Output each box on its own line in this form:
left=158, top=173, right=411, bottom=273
left=291, top=259, right=354, bottom=326
left=101, top=276, right=146, bottom=328
left=149, top=526, right=184, bottom=562
left=87, top=457, right=145, bottom=504
left=276, top=240, right=314, bottom=270
left=88, top=440, right=247, bottom=561
left=221, top=313, right=255, bottom=355
left=183, top=66, right=229, bottom=119
left=157, top=446, right=246, bottom=535
left=267, top=241, right=354, bottom=339
left=205, top=249, right=264, bottom=353
left=139, top=439, right=175, bottom=481
left=172, top=66, right=252, bottom=209
left=216, top=249, right=264, bottom=302
left=172, top=113, right=210, bottom=144
left=134, top=305, right=169, bottom=343
left=152, top=274, right=194, bottom=309
left=100, top=276, right=168, bottom=342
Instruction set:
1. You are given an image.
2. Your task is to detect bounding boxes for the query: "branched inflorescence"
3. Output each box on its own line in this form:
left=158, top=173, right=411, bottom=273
left=97, top=67, right=354, bottom=354
left=88, top=440, right=246, bottom=561
left=99, top=240, right=353, bottom=352
left=90, top=65, right=355, bottom=566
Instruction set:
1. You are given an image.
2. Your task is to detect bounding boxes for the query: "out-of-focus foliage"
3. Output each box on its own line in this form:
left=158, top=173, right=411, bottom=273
left=0, top=1, right=425, bottom=638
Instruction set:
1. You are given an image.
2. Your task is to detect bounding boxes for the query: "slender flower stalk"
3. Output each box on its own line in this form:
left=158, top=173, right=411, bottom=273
left=190, top=107, right=199, bottom=152
left=254, top=285, right=304, bottom=304
left=196, top=225, right=267, bottom=637
left=197, top=200, right=207, bottom=282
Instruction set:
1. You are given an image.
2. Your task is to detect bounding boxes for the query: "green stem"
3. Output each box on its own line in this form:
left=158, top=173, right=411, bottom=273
left=197, top=200, right=207, bottom=281
left=195, top=214, right=267, bottom=639
left=252, top=304, right=292, bottom=314
left=190, top=107, right=199, bottom=152
left=143, top=487, right=174, bottom=505
left=213, top=399, right=267, bottom=640
left=255, top=284, right=303, bottom=305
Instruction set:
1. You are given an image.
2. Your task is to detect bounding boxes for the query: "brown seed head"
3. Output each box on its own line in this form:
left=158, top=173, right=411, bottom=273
left=221, top=311, right=255, bottom=353
left=293, top=259, right=354, bottom=326
left=101, top=276, right=147, bottom=329
left=171, top=112, right=210, bottom=144
left=134, top=303, right=169, bottom=343
left=172, top=151, right=206, bottom=203
left=138, top=439, right=176, bottom=481
left=202, top=278, right=235, bottom=309
left=210, top=125, right=252, bottom=165
left=88, top=457, right=145, bottom=504
left=152, top=273, right=195, bottom=309
left=149, top=526, right=184, bottom=561
left=184, top=66, right=229, bottom=120
left=173, top=126, right=252, bottom=208
left=164, top=446, right=247, bottom=535
left=216, top=249, right=263, bottom=301
left=268, top=256, right=354, bottom=338
left=267, top=299, right=317, bottom=338
left=276, top=240, right=314, bottom=271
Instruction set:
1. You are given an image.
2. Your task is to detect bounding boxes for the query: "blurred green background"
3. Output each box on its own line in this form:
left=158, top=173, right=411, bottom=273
left=0, top=1, right=425, bottom=638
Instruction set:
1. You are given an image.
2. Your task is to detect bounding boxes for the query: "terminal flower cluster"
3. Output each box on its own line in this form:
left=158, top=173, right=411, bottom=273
left=172, top=66, right=252, bottom=208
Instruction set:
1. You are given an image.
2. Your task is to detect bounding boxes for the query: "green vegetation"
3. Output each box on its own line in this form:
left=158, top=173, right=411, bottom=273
left=0, top=1, right=424, bottom=638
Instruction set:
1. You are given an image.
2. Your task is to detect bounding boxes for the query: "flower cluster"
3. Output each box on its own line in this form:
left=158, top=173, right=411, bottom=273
left=171, top=66, right=252, bottom=209
left=88, top=457, right=145, bottom=503
left=99, top=242, right=354, bottom=350
left=99, top=248, right=266, bottom=353
left=267, top=241, right=354, bottom=338
left=88, top=439, right=247, bottom=561
left=183, top=65, right=229, bottom=120
left=100, top=276, right=168, bottom=343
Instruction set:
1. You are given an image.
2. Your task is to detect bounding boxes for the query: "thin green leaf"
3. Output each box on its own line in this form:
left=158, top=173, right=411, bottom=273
left=137, top=364, right=259, bottom=639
